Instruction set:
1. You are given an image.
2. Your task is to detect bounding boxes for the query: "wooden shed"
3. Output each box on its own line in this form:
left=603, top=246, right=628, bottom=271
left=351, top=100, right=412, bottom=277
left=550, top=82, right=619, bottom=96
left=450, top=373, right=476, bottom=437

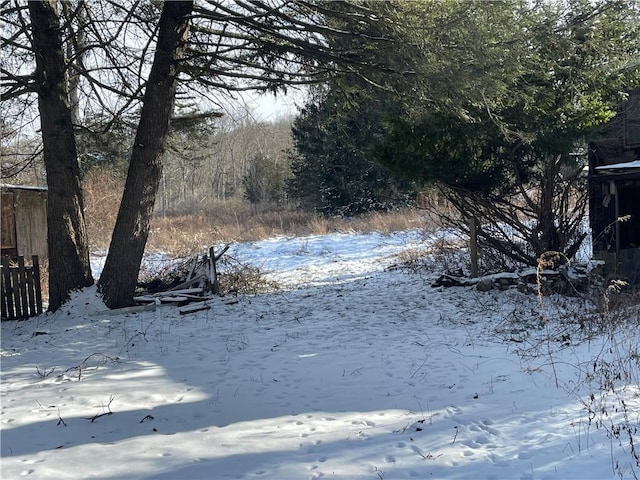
left=588, top=89, right=640, bottom=283
left=1, top=184, right=48, bottom=260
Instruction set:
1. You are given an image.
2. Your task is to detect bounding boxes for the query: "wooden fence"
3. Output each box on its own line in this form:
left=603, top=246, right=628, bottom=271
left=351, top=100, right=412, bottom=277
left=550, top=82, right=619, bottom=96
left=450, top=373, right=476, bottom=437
left=1, top=255, right=43, bottom=320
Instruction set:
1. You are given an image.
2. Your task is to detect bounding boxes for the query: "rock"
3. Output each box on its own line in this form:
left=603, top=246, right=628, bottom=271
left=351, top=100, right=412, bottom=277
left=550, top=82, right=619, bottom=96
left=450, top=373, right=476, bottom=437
left=476, top=278, right=494, bottom=292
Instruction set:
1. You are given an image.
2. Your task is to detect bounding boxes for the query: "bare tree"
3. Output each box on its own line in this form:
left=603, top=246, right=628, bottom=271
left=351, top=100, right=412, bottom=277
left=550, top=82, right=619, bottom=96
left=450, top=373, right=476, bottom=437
left=439, top=156, right=588, bottom=270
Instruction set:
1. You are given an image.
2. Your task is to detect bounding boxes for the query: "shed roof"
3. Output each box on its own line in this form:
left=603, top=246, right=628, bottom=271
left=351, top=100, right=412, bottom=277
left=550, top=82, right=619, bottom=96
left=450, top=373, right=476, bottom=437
left=1, top=184, right=48, bottom=192
left=595, top=160, right=640, bottom=171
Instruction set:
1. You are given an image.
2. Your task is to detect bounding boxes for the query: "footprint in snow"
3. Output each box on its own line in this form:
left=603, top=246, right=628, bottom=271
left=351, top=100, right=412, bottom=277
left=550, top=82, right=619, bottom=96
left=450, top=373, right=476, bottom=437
left=517, top=451, right=532, bottom=460
left=486, top=452, right=509, bottom=467
left=474, top=434, right=493, bottom=445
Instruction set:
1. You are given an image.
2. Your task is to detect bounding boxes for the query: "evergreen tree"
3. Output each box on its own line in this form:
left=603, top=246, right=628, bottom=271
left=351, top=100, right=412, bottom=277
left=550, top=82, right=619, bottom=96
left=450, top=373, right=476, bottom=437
left=289, top=0, right=640, bottom=266
left=376, top=0, right=640, bottom=266
left=287, top=88, right=411, bottom=216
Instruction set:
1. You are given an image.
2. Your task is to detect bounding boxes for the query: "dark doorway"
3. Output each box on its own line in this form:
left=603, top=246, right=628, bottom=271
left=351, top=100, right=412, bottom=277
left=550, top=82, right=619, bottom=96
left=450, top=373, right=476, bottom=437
left=617, top=184, right=640, bottom=250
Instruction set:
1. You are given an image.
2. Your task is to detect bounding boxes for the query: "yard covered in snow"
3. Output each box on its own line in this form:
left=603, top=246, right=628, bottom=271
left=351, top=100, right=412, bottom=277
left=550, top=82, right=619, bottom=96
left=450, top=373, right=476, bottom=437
left=1, top=230, right=639, bottom=479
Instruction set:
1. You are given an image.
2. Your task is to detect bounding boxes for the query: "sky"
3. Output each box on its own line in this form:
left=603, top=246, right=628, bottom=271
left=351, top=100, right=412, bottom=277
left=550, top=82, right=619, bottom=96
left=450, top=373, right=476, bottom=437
left=228, top=88, right=307, bottom=123
left=2, top=228, right=639, bottom=479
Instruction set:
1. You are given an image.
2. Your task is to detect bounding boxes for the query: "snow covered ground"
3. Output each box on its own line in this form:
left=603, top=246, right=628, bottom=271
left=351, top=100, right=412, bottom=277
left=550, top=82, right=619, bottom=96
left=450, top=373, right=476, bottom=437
left=2, top=230, right=638, bottom=479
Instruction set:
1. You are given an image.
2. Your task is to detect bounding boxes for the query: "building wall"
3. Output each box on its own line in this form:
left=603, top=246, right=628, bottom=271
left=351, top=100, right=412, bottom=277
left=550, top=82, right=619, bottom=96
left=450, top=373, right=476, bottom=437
left=1, top=193, right=17, bottom=254
left=588, top=108, right=640, bottom=282
left=0, top=188, right=48, bottom=260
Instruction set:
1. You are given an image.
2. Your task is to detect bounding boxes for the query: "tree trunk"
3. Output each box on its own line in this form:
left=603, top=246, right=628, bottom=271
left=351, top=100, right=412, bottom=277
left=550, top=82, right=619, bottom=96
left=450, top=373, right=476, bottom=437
left=60, top=1, right=86, bottom=127
left=98, top=1, right=193, bottom=309
left=28, top=1, right=94, bottom=312
left=536, top=155, right=562, bottom=257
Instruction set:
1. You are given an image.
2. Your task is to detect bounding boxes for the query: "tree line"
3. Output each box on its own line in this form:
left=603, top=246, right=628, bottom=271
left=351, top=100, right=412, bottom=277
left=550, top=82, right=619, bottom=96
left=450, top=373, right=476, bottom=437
left=1, top=0, right=639, bottom=311
left=3, top=0, right=399, bottom=310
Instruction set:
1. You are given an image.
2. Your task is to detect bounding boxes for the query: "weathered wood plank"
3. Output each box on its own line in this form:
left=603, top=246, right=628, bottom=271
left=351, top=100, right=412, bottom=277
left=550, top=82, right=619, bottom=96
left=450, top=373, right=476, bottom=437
left=92, top=303, right=157, bottom=316
left=134, top=289, right=204, bottom=304
left=26, top=266, right=36, bottom=316
left=179, top=302, right=211, bottom=315
left=32, top=255, right=42, bottom=315
left=160, top=287, right=203, bottom=296
left=17, top=256, right=29, bottom=317
left=10, top=264, right=21, bottom=319
left=2, top=256, right=14, bottom=319
left=1, top=255, right=43, bottom=320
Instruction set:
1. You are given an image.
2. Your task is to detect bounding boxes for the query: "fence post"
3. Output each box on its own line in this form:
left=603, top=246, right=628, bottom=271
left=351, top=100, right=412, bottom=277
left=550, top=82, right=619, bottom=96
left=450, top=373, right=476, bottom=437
left=17, top=256, right=29, bottom=318
left=26, top=264, right=36, bottom=316
left=32, top=255, right=43, bottom=315
left=10, top=261, right=21, bottom=319
left=1, top=256, right=12, bottom=319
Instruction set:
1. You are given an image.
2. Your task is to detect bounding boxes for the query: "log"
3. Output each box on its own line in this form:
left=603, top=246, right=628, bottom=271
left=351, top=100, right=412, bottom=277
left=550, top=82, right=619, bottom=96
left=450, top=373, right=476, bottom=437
left=157, top=296, right=191, bottom=304
left=169, top=274, right=208, bottom=291
left=164, top=288, right=204, bottom=296
left=93, top=304, right=157, bottom=316
left=179, top=302, right=211, bottom=315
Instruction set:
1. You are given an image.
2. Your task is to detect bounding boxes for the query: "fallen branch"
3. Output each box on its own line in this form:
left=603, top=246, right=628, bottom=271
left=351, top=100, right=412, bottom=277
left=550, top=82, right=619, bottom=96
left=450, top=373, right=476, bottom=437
left=179, top=301, right=211, bottom=315
left=62, top=353, right=120, bottom=381
left=88, top=395, right=114, bottom=423
left=168, top=274, right=208, bottom=292
left=57, top=408, right=67, bottom=427
left=93, top=304, right=157, bottom=316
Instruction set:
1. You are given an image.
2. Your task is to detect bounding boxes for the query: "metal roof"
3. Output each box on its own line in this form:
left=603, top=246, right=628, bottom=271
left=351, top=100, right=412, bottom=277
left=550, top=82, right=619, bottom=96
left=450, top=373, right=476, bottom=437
left=0, top=183, right=48, bottom=192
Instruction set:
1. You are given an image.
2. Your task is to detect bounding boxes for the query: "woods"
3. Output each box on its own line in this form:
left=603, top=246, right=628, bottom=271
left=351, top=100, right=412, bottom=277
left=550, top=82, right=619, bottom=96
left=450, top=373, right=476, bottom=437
left=2, top=0, right=640, bottom=309
left=2, top=0, right=406, bottom=308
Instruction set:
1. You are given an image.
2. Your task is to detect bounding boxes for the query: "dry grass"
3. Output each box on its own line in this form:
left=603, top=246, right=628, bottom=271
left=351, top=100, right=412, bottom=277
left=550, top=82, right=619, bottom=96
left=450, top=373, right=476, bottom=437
left=143, top=207, right=435, bottom=257
left=83, top=168, right=124, bottom=249
left=137, top=206, right=438, bottom=296
left=38, top=257, right=49, bottom=303
left=78, top=168, right=441, bottom=298
left=82, top=169, right=438, bottom=256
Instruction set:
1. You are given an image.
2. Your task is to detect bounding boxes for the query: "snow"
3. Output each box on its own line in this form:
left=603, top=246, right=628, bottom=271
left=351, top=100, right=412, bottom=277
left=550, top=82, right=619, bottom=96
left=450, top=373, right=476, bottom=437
left=2, top=230, right=639, bottom=479
left=595, top=160, right=640, bottom=170
left=225, top=230, right=428, bottom=288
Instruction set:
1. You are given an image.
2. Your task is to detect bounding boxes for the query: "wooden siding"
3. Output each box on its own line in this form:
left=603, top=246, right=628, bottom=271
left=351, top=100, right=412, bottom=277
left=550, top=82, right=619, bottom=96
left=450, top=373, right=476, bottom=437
left=1, top=193, right=16, bottom=254
left=0, top=187, right=48, bottom=260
